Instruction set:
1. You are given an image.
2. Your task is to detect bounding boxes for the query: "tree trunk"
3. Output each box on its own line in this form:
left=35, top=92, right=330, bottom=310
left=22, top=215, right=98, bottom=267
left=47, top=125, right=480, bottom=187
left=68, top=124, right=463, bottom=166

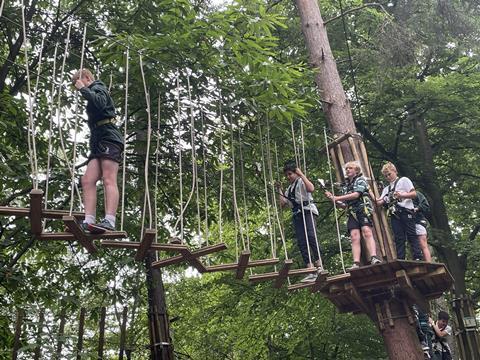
left=145, top=251, right=174, bottom=360
left=294, top=1, right=424, bottom=358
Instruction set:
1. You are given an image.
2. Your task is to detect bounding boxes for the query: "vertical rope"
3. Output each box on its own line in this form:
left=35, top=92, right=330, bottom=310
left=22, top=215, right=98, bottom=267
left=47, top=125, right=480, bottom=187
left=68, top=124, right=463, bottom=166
left=201, top=110, right=209, bottom=247
left=218, top=102, right=224, bottom=245
left=237, top=129, right=250, bottom=251
left=44, top=43, right=59, bottom=212
left=21, top=4, right=38, bottom=189
left=300, top=119, right=324, bottom=268
left=0, top=0, right=5, bottom=18
left=176, top=74, right=184, bottom=242
left=154, top=94, right=161, bottom=243
left=195, top=109, right=202, bottom=239
left=229, top=109, right=246, bottom=251
left=273, top=142, right=288, bottom=260
left=139, top=54, right=153, bottom=232
left=290, top=120, right=300, bottom=167
left=325, top=127, right=346, bottom=273
left=69, top=24, right=87, bottom=215
left=258, top=123, right=275, bottom=259
left=120, top=47, right=129, bottom=232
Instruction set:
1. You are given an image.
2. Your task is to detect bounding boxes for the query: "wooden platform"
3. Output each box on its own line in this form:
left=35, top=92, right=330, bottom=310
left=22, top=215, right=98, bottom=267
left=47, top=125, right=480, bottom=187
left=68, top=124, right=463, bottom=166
left=205, top=250, right=280, bottom=279
left=318, top=260, right=453, bottom=316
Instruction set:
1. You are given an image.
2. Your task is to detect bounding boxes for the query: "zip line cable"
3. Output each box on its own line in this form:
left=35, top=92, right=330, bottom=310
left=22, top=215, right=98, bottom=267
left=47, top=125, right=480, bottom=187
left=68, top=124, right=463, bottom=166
left=176, top=74, right=184, bottom=242
left=200, top=110, right=209, bottom=248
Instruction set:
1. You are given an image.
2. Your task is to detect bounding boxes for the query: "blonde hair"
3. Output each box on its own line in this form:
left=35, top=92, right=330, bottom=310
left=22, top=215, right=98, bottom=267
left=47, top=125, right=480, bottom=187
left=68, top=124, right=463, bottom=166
left=71, top=69, right=95, bottom=85
left=381, top=162, right=397, bottom=174
left=344, top=161, right=362, bottom=174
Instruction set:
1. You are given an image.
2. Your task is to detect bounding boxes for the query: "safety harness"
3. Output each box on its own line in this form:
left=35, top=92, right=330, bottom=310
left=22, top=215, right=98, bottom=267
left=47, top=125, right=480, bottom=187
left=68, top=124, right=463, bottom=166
left=286, top=178, right=313, bottom=215
left=93, top=117, right=116, bottom=129
left=343, top=174, right=372, bottom=220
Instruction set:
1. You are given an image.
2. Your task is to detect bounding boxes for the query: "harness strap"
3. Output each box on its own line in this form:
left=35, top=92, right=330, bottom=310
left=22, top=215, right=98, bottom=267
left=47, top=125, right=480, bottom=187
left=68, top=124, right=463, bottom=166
left=93, top=117, right=116, bottom=128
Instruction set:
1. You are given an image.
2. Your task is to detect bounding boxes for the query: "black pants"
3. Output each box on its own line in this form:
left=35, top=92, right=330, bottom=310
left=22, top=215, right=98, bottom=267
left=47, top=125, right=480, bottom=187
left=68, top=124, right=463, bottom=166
left=391, top=209, right=423, bottom=260
left=293, top=211, right=320, bottom=265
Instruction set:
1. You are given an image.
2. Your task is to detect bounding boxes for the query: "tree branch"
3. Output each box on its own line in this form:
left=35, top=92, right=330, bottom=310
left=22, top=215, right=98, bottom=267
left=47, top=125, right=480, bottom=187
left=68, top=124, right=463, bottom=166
left=324, top=3, right=392, bottom=26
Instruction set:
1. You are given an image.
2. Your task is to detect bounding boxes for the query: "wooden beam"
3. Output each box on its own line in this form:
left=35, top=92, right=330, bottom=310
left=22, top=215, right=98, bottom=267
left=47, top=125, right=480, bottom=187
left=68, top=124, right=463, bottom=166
left=134, top=229, right=156, bottom=261
left=152, top=254, right=185, bottom=269
left=100, top=240, right=186, bottom=252
left=205, top=263, right=239, bottom=272
left=0, top=206, right=85, bottom=219
left=0, top=206, right=29, bottom=217
left=375, top=303, right=385, bottom=331
left=247, top=258, right=279, bottom=267
left=249, top=271, right=280, bottom=283
left=38, top=231, right=127, bottom=241
left=310, top=270, right=329, bottom=293
left=318, top=133, right=351, bottom=154
left=273, top=259, right=293, bottom=288
left=63, top=216, right=97, bottom=254
left=151, top=243, right=226, bottom=271
left=384, top=300, right=394, bottom=328
left=235, top=251, right=251, bottom=279
left=395, top=270, right=430, bottom=313
left=30, top=189, right=43, bottom=235
left=178, top=248, right=208, bottom=273
left=345, top=282, right=371, bottom=316
left=287, top=267, right=318, bottom=276
left=288, top=282, right=314, bottom=291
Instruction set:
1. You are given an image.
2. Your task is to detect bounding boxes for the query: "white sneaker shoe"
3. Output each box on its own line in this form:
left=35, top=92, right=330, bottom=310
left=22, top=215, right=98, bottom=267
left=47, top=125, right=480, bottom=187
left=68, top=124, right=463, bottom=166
left=300, top=273, right=317, bottom=283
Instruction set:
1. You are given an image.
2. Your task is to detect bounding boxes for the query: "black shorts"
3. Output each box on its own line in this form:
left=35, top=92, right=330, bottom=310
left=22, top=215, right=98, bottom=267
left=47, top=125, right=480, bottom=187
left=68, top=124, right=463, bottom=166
left=347, top=211, right=373, bottom=232
left=89, top=140, right=123, bottom=164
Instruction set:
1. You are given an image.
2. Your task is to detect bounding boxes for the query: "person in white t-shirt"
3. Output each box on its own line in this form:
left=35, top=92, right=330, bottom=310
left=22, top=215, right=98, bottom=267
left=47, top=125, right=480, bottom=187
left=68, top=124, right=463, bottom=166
left=376, top=162, right=423, bottom=260
left=277, top=162, right=322, bottom=282
left=430, top=311, right=452, bottom=360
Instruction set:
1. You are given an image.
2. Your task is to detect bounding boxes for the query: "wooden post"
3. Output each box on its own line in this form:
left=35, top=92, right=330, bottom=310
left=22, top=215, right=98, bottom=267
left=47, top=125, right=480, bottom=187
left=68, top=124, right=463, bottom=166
left=145, top=251, right=174, bottom=360
left=33, top=308, right=45, bottom=360
left=97, top=307, right=106, bottom=360
left=76, top=307, right=86, bottom=360
left=55, top=308, right=67, bottom=360
left=294, top=1, right=425, bottom=357
left=119, top=307, right=128, bottom=360
left=12, top=308, right=24, bottom=360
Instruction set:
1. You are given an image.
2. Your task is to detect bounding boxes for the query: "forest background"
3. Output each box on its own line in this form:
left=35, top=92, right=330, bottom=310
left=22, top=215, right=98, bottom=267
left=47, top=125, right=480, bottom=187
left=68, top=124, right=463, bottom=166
left=0, top=0, right=479, bottom=359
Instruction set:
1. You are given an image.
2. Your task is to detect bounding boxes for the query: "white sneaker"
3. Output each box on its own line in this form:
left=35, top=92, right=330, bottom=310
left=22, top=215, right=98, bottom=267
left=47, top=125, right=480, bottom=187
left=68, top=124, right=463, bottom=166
left=300, top=273, right=317, bottom=283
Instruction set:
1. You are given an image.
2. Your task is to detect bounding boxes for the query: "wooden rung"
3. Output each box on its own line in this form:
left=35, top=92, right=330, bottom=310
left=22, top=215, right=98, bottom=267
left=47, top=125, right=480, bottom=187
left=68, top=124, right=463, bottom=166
left=100, top=240, right=187, bottom=252
left=310, top=270, right=329, bottom=293
left=190, top=243, right=227, bottom=257
left=134, top=229, right=156, bottom=261
left=287, top=267, right=318, bottom=276
left=205, top=263, right=239, bottom=272
left=63, top=216, right=97, bottom=254
left=152, top=254, right=185, bottom=269
left=288, top=282, right=314, bottom=292
left=247, top=258, right=279, bottom=267
left=235, top=251, right=251, bottom=279
left=30, top=189, right=43, bottom=235
left=249, top=271, right=280, bottom=283
left=274, top=260, right=293, bottom=288
left=43, top=209, right=85, bottom=220
left=0, top=206, right=30, bottom=217
left=38, top=231, right=126, bottom=241
left=179, top=249, right=208, bottom=273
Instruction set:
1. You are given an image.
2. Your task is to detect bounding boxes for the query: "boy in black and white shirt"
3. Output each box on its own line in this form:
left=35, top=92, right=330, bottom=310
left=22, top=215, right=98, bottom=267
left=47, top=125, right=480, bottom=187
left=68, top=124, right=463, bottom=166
left=376, top=162, right=423, bottom=260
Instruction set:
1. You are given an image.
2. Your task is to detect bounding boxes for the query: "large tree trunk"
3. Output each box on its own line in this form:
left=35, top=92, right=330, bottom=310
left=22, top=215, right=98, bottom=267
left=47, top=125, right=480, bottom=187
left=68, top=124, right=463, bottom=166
left=295, top=1, right=423, bottom=358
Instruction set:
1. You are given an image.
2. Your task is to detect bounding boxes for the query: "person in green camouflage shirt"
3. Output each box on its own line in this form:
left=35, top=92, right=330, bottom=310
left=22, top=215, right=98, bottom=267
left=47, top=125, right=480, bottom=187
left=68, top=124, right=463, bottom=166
left=325, top=161, right=382, bottom=270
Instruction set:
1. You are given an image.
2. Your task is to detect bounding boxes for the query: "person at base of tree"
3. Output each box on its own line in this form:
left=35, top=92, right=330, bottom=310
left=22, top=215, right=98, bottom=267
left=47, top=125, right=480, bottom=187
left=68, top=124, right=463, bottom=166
left=324, top=161, right=382, bottom=270
left=376, top=162, right=423, bottom=260
left=72, top=69, right=124, bottom=233
left=277, top=162, right=322, bottom=282
left=430, top=311, right=452, bottom=360
left=414, top=191, right=432, bottom=262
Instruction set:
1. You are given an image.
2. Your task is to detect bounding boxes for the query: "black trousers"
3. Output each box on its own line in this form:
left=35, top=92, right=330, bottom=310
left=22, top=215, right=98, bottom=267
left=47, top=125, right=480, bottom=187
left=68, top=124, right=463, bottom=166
left=293, top=211, right=320, bottom=265
left=391, top=209, right=423, bottom=260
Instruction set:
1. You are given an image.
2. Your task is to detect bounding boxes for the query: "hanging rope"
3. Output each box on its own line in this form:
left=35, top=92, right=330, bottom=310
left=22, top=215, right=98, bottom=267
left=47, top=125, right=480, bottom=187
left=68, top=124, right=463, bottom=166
left=258, top=122, right=275, bottom=260
left=218, top=96, right=224, bottom=245
left=44, top=43, right=59, bottom=213
left=0, top=0, right=5, bottom=18
left=237, top=127, right=251, bottom=251
left=53, top=23, right=82, bottom=207
left=229, top=109, right=246, bottom=252
left=21, top=4, right=39, bottom=189
left=154, top=94, right=161, bottom=243
left=139, top=54, right=153, bottom=235
left=173, top=75, right=198, bottom=241
left=200, top=110, right=209, bottom=247
left=195, top=108, right=202, bottom=239
left=299, top=119, right=324, bottom=269
left=273, top=141, right=288, bottom=260
left=69, top=24, right=87, bottom=215
left=176, top=74, right=184, bottom=242
left=324, top=127, right=346, bottom=273
left=120, top=47, right=129, bottom=232
left=290, top=120, right=301, bottom=167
